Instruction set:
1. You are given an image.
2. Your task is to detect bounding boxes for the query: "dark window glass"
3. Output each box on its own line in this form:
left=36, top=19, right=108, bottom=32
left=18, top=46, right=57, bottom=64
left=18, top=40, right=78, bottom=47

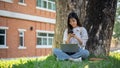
left=48, top=0, right=54, bottom=2
left=48, top=38, right=52, bottom=45
left=0, top=29, right=5, bottom=34
left=20, top=37, right=23, bottom=46
left=52, top=4, right=56, bottom=10
left=48, top=34, right=54, bottom=37
left=37, top=0, right=41, bottom=7
left=48, top=2, right=52, bottom=9
left=19, top=0, right=24, bottom=3
left=43, top=1, right=47, bottom=8
left=37, top=38, right=42, bottom=45
left=38, top=33, right=47, bottom=36
left=43, top=38, right=47, bottom=45
left=0, top=36, right=4, bottom=45
left=20, top=32, right=23, bottom=35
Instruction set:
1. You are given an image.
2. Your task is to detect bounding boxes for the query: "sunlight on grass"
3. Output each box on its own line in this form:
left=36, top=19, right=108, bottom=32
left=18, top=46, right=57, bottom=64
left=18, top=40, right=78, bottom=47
left=84, top=65, right=89, bottom=68
left=0, top=55, right=49, bottom=68
left=110, top=52, right=120, bottom=58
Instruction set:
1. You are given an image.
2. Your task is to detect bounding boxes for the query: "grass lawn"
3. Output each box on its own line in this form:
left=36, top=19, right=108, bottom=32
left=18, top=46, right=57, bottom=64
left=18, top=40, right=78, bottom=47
left=0, top=52, right=120, bottom=68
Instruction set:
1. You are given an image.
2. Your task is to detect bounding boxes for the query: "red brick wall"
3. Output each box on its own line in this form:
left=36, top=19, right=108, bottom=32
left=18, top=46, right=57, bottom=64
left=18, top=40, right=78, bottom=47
left=0, top=0, right=55, bottom=58
left=0, top=17, right=54, bottom=58
left=0, top=1, right=56, bottom=19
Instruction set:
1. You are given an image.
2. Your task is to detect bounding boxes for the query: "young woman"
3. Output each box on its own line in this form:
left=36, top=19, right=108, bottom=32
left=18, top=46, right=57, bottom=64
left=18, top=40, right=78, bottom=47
left=53, top=12, right=89, bottom=62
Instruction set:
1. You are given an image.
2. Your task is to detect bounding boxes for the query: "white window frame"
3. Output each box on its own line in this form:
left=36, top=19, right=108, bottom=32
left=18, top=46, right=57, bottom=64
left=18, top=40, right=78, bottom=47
left=0, top=0, right=13, bottom=3
left=18, top=29, right=26, bottom=49
left=36, top=0, right=56, bottom=12
left=0, top=26, right=8, bottom=49
left=18, top=0, right=27, bottom=6
left=36, top=30, right=54, bottom=48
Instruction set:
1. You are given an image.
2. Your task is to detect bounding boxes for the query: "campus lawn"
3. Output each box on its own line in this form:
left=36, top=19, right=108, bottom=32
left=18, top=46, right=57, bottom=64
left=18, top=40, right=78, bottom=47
left=0, top=52, right=120, bottom=68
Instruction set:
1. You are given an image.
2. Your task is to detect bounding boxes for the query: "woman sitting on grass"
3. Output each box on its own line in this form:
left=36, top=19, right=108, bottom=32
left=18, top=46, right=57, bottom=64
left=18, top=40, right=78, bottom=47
left=53, top=12, right=89, bottom=62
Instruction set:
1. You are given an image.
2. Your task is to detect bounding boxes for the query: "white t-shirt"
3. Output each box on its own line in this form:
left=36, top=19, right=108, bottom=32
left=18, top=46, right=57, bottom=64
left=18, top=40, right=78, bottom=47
left=63, top=26, right=88, bottom=48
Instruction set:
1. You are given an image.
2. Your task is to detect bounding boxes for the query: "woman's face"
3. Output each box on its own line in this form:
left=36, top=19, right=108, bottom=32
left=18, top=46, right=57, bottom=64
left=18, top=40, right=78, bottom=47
left=69, top=18, right=77, bottom=28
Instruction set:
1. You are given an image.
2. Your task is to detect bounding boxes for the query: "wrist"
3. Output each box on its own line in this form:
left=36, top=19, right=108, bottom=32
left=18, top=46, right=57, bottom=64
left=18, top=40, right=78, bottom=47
left=65, top=38, right=70, bottom=44
left=75, top=36, right=83, bottom=45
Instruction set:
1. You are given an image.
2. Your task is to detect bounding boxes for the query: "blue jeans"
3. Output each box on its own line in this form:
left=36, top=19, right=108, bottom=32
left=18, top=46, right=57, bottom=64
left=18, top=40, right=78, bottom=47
left=53, top=48, right=89, bottom=60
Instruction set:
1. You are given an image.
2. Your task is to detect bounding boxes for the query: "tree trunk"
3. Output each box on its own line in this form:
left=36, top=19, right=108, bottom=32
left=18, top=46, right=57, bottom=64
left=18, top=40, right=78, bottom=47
left=84, top=0, right=117, bottom=56
left=53, top=0, right=86, bottom=48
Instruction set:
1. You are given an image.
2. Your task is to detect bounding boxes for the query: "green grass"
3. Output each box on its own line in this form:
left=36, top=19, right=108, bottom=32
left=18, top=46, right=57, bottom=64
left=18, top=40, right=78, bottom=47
left=0, top=52, right=120, bottom=68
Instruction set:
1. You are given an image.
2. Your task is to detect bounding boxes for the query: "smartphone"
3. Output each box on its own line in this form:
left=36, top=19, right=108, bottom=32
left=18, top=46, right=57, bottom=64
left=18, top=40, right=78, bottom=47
left=68, top=30, right=73, bottom=34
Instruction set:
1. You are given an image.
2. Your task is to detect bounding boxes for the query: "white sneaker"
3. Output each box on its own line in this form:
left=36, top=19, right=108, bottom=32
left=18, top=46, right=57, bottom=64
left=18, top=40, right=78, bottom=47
left=69, top=57, right=82, bottom=62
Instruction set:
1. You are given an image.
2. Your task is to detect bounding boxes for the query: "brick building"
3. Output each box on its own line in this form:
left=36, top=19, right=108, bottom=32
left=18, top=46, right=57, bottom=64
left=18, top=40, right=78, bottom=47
left=0, top=0, right=56, bottom=58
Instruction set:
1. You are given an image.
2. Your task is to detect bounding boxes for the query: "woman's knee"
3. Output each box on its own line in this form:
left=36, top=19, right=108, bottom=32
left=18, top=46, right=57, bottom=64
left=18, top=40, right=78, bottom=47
left=85, top=50, right=89, bottom=56
left=82, top=50, right=90, bottom=58
left=53, top=48, right=62, bottom=54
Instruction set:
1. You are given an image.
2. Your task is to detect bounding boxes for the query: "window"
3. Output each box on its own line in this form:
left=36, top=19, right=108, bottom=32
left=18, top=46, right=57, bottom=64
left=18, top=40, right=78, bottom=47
left=19, top=0, right=25, bottom=3
left=37, top=31, right=54, bottom=48
left=0, top=29, right=5, bottom=46
left=18, top=29, right=26, bottom=49
left=19, top=31, right=24, bottom=47
left=18, top=0, right=26, bottom=6
left=37, top=0, right=56, bottom=11
left=0, top=27, right=8, bottom=48
left=0, top=0, right=13, bottom=3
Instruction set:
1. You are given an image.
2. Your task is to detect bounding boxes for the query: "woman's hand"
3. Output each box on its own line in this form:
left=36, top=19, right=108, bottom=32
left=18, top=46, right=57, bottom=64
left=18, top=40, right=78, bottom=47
left=68, top=33, right=75, bottom=38
left=65, top=33, right=74, bottom=44
left=73, top=34, right=83, bottom=45
left=66, top=33, right=83, bottom=45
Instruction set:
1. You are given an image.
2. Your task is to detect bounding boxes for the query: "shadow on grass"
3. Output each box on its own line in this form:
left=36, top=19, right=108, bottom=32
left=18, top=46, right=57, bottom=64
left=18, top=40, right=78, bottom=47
left=12, top=53, right=120, bottom=68
left=88, top=52, right=120, bottom=68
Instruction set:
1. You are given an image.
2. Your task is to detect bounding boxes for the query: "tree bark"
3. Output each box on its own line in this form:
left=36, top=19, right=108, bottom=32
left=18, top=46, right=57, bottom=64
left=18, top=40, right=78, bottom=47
left=84, top=0, right=117, bottom=56
left=53, top=0, right=117, bottom=56
left=53, top=0, right=86, bottom=48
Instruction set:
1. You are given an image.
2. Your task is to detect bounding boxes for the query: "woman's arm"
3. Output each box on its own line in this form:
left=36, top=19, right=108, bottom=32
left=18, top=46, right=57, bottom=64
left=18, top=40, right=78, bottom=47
left=63, top=29, right=68, bottom=43
left=74, top=35, right=83, bottom=45
left=80, top=27, right=88, bottom=47
left=74, top=27, right=88, bottom=47
left=65, top=34, right=73, bottom=44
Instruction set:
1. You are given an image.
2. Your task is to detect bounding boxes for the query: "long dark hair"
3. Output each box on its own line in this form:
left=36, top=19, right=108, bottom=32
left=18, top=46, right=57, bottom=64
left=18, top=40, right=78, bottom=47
left=67, top=12, right=82, bottom=33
